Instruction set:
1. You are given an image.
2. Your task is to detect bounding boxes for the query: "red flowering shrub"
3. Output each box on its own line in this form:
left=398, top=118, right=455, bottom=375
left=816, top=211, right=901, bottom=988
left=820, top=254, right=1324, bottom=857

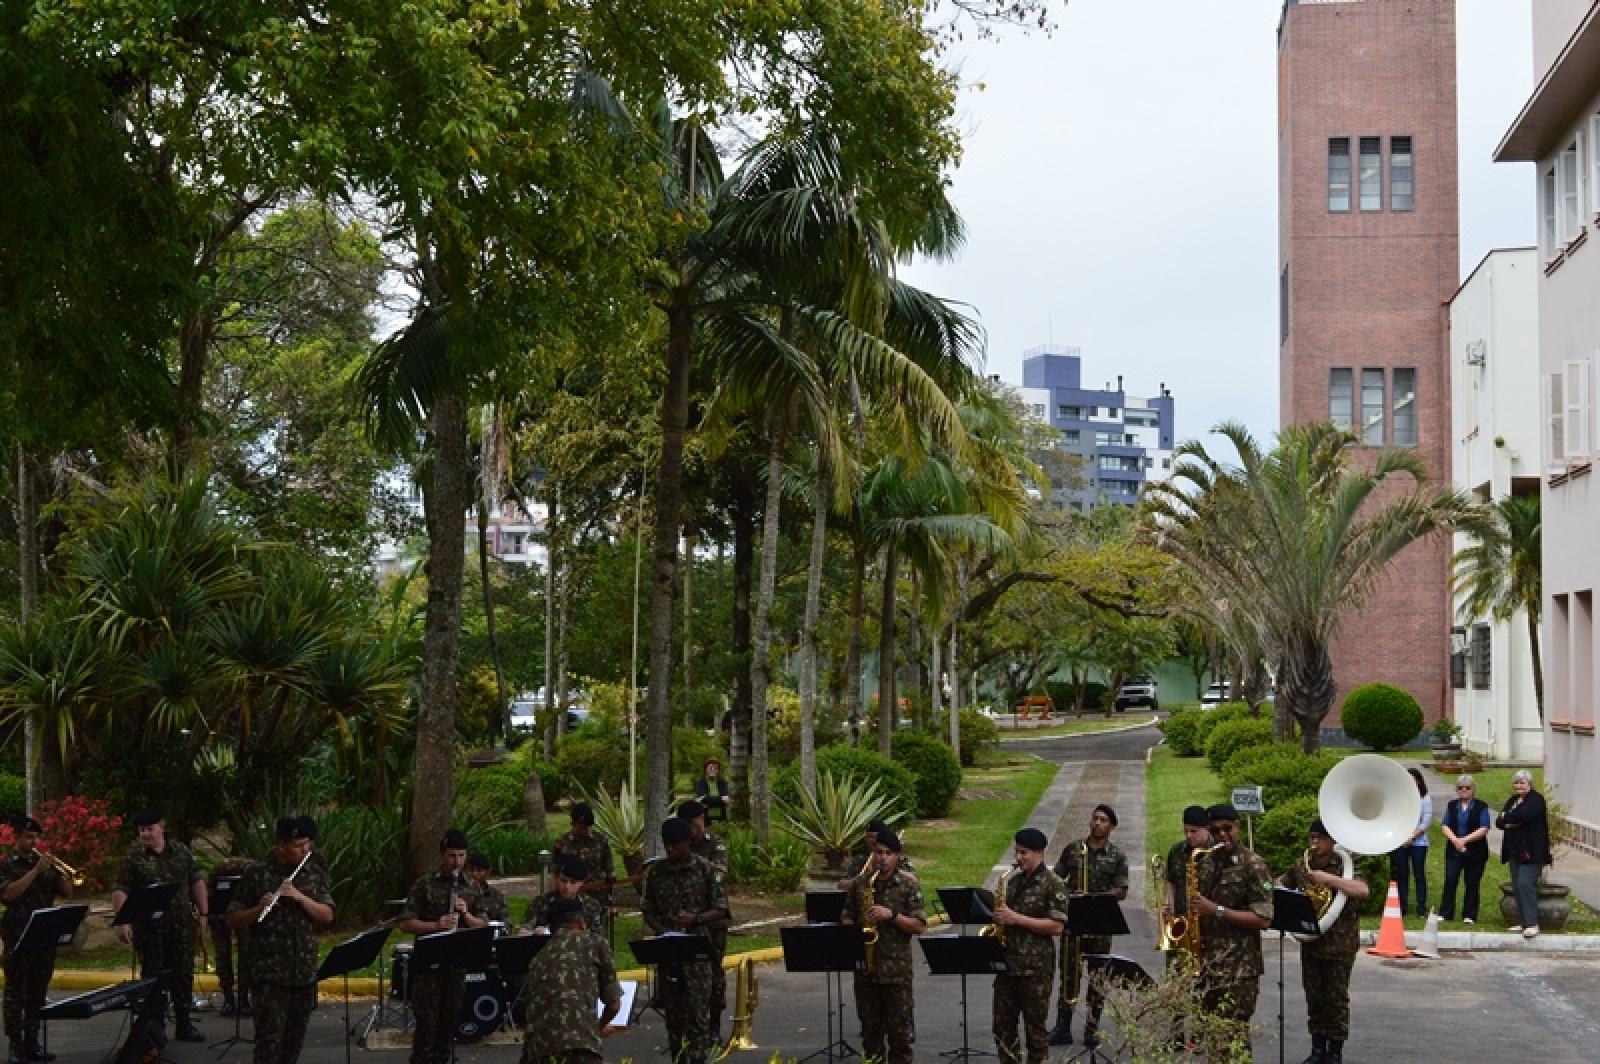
left=0, top=796, right=124, bottom=890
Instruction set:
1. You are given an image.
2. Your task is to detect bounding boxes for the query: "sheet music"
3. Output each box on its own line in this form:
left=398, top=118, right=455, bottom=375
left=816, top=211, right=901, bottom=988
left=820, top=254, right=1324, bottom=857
left=604, top=980, right=638, bottom=1027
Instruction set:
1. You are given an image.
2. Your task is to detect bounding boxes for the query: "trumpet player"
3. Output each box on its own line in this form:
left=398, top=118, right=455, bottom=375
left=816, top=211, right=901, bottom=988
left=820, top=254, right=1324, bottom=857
left=2, top=816, right=73, bottom=1063
left=113, top=809, right=209, bottom=1044
left=1278, top=820, right=1368, bottom=1064
left=840, top=828, right=926, bottom=1064
left=1049, top=804, right=1128, bottom=1048
left=991, top=828, right=1069, bottom=1064
left=1189, top=805, right=1272, bottom=1051
left=398, top=829, right=487, bottom=1064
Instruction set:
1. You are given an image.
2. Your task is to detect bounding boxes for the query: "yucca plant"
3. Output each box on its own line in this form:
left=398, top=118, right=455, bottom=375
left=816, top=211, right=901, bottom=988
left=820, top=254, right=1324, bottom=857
left=583, top=781, right=645, bottom=863
left=775, top=769, right=906, bottom=867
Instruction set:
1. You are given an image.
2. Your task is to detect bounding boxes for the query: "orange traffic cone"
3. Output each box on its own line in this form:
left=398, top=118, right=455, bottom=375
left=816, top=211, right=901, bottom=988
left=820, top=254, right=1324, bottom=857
left=1366, top=881, right=1412, bottom=958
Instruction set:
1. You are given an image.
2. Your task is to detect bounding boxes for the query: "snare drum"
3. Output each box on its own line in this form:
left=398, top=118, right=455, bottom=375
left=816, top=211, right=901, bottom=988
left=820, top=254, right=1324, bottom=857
left=388, top=944, right=413, bottom=1002
left=454, top=970, right=507, bottom=1043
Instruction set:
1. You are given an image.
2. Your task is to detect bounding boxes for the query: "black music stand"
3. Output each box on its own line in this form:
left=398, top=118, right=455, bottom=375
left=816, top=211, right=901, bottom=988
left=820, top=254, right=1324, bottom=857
left=317, top=926, right=392, bottom=1064
left=804, top=890, right=847, bottom=925
left=933, top=887, right=999, bottom=1062
left=1271, top=887, right=1320, bottom=1064
left=781, top=923, right=865, bottom=1064
left=919, top=934, right=1006, bottom=1062
left=492, top=933, right=549, bottom=1029
left=411, top=928, right=494, bottom=1064
left=114, top=882, right=180, bottom=1028
left=21, top=905, right=88, bottom=1059
left=1061, top=896, right=1130, bottom=1064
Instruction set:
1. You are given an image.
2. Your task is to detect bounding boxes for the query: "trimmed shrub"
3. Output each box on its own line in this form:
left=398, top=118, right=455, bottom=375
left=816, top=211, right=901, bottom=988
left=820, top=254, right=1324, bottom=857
left=673, top=727, right=725, bottom=778
left=0, top=774, right=25, bottom=824
left=772, top=745, right=917, bottom=825
left=1340, top=683, right=1424, bottom=750
left=957, top=709, right=999, bottom=767
left=1161, top=709, right=1208, bottom=757
left=472, top=823, right=553, bottom=874
left=1205, top=717, right=1276, bottom=774
left=504, top=744, right=565, bottom=809
left=454, top=766, right=527, bottom=822
left=891, top=732, right=963, bottom=818
left=555, top=734, right=628, bottom=798
left=1253, top=794, right=1320, bottom=877
left=1220, top=743, right=1340, bottom=811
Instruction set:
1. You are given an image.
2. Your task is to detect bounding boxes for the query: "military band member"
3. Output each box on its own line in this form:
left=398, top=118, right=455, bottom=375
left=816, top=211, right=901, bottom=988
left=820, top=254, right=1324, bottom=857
left=398, top=829, right=488, bottom=1064
left=840, top=827, right=925, bottom=1064
left=678, top=801, right=728, bottom=1036
left=553, top=804, right=614, bottom=934
left=640, top=817, right=729, bottom=1064
left=517, top=898, right=623, bottom=1064
left=1, top=816, right=73, bottom=1064
left=226, top=817, right=334, bottom=1064
left=1049, top=803, right=1129, bottom=1048
left=1278, top=819, right=1368, bottom=1064
left=838, top=821, right=887, bottom=889
left=207, top=856, right=254, bottom=1018
left=467, top=853, right=511, bottom=924
left=1160, top=805, right=1214, bottom=1050
left=113, top=809, right=208, bottom=1042
left=526, top=856, right=607, bottom=934
left=1189, top=805, right=1273, bottom=1051
left=991, top=828, right=1069, bottom=1064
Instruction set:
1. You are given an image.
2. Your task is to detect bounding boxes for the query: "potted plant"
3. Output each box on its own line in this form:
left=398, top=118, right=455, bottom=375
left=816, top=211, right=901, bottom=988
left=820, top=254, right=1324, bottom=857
left=776, top=770, right=906, bottom=890
left=1429, top=716, right=1463, bottom=759
left=584, top=781, right=645, bottom=879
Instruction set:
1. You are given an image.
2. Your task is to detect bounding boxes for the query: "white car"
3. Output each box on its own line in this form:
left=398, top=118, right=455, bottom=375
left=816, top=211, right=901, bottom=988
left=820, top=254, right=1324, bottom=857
left=1200, top=682, right=1233, bottom=707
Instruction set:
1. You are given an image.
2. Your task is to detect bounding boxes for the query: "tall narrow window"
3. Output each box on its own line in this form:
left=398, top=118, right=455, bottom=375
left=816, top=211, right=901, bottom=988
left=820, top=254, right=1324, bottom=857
left=1390, top=136, right=1414, bottom=211
left=1279, top=266, right=1290, bottom=343
left=1544, top=167, right=1559, bottom=256
left=1329, top=369, right=1354, bottom=429
left=1564, top=357, right=1591, bottom=459
left=1361, top=368, right=1385, bottom=445
left=1450, top=626, right=1467, bottom=690
left=1392, top=368, right=1417, bottom=445
left=1358, top=137, right=1382, bottom=211
left=1559, top=138, right=1584, bottom=241
left=1328, top=138, right=1351, bottom=212
left=1546, top=372, right=1566, bottom=471
left=1592, top=114, right=1600, bottom=216
left=1470, top=623, right=1491, bottom=689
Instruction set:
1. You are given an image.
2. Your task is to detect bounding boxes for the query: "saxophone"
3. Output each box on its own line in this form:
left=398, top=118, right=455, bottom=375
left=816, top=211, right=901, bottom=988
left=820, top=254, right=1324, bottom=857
left=980, top=865, right=1013, bottom=948
left=855, top=853, right=879, bottom=976
left=1159, top=843, right=1216, bottom=956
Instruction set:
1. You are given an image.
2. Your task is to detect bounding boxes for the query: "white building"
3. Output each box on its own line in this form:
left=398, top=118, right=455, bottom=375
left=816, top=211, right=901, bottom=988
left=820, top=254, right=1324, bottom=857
left=1447, top=248, right=1542, bottom=760
left=1495, top=0, right=1600, bottom=852
left=373, top=492, right=550, bottom=582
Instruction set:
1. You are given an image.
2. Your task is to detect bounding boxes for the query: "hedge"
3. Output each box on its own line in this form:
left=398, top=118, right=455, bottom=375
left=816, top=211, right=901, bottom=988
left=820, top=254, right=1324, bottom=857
left=1161, top=709, right=1208, bottom=757
left=773, top=745, right=917, bottom=825
left=0, top=774, right=24, bottom=824
left=1219, top=743, right=1341, bottom=812
left=891, top=732, right=963, bottom=818
left=1340, top=683, right=1423, bottom=750
left=957, top=709, right=999, bottom=767
left=555, top=734, right=629, bottom=798
left=1205, top=717, right=1276, bottom=774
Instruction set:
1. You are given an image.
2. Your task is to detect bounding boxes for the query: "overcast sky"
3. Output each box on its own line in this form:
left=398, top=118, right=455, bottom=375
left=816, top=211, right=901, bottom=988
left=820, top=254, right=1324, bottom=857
left=901, top=0, right=1536, bottom=444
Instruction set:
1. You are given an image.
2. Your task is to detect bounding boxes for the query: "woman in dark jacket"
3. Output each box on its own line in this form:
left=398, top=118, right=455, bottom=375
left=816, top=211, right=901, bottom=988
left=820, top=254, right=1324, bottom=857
left=1495, top=769, right=1551, bottom=937
left=1439, top=774, right=1492, bottom=922
left=693, top=757, right=729, bottom=822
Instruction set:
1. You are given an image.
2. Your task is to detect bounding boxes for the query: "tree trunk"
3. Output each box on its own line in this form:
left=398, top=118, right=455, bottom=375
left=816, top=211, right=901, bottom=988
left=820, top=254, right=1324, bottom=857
left=931, top=622, right=945, bottom=740
left=877, top=544, right=899, bottom=759
left=542, top=489, right=559, bottom=760
left=947, top=621, right=961, bottom=753
left=523, top=771, right=547, bottom=835
left=797, top=468, right=830, bottom=796
left=749, top=432, right=784, bottom=843
left=845, top=544, right=867, bottom=744
left=1527, top=610, right=1545, bottom=722
left=728, top=489, right=755, bottom=820
left=682, top=527, right=695, bottom=726
left=556, top=535, right=573, bottom=734
left=1287, top=643, right=1337, bottom=754
left=907, top=574, right=922, bottom=726
left=409, top=387, right=469, bottom=879
left=16, top=446, right=41, bottom=811
left=477, top=500, right=507, bottom=745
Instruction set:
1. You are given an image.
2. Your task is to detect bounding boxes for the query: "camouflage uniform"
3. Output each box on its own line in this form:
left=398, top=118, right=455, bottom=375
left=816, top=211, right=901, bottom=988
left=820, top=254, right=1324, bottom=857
left=551, top=831, right=614, bottom=885
left=524, top=891, right=607, bottom=934
left=1196, top=845, right=1273, bottom=1044
left=1052, top=838, right=1129, bottom=1020
left=841, top=864, right=925, bottom=1064
left=841, top=852, right=915, bottom=881
left=231, top=853, right=334, bottom=1064
left=115, top=839, right=204, bottom=1029
left=515, top=926, right=622, bottom=1064
left=689, top=833, right=730, bottom=1024
left=640, top=855, right=729, bottom=1064
left=991, top=866, right=1069, bottom=1064
left=400, top=872, right=486, bottom=1064
left=207, top=858, right=254, bottom=1010
left=1282, top=850, right=1361, bottom=1042
left=478, top=882, right=511, bottom=925
left=0, top=855, right=65, bottom=1050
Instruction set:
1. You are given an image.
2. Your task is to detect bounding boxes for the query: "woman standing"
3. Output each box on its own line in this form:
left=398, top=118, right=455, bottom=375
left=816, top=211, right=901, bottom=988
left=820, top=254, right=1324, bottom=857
left=1439, top=775, right=1492, bottom=923
left=1496, top=769, right=1551, bottom=938
left=694, top=757, right=730, bottom=823
left=1390, top=767, right=1432, bottom=917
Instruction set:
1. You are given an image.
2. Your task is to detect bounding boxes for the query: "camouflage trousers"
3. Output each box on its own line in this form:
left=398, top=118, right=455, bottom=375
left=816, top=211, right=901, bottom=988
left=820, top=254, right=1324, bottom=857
left=2, top=946, right=56, bottom=1041
left=1199, top=979, right=1260, bottom=1061
left=660, top=960, right=715, bottom=1063
left=992, top=974, right=1052, bottom=1064
left=1300, top=949, right=1354, bottom=1041
left=252, top=982, right=315, bottom=1064
left=852, top=977, right=913, bottom=1064
left=134, top=921, right=196, bottom=1025
left=408, top=971, right=465, bottom=1064
left=209, top=922, right=251, bottom=998
left=1056, top=933, right=1111, bottom=1017
left=708, top=929, right=728, bottom=1022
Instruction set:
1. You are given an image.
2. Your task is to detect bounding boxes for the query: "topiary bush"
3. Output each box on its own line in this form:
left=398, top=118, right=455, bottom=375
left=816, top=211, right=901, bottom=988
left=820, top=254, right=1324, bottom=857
left=556, top=734, right=628, bottom=799
left=673, top=727, right=725, bottom=778
left=1253, top=794, right=1320, bottom=876
left=1206, top=717, right=1277, bottom=774
left=957, top=708, right=999, bottom=766
left=772, top=744, right=917, bottom=825
left=454, top=766, right=528, bottom=823
left=891, top=732, right=963, bottom=818
left=1340, top=683, right=1424, bottom=751
left=1161, top=709, right=1209, bottom=757
left=1220, top=743, right=1340, bottom=811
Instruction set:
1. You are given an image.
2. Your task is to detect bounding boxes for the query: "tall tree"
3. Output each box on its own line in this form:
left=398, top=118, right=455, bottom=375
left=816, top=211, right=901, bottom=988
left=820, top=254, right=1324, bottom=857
left=1452, top=494, right=1544, bottom=721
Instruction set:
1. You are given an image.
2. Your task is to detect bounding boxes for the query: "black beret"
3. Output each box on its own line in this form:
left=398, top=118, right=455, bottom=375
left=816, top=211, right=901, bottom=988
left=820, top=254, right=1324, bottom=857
left=569, top=803, right=595, bottom=825
left=547, top=898, right=586, bottom=927
left=1207, top=804, right=1240, bottom=823
left=1182, top=805, right=1210, bottom=827
left=440, top=828, right=470, bottom=851
left=1014, top=828, right=1048, bottom=852
left=275, top=817, right=311, bottom=841
left=867, top=820, right=889, bottom=835
left=13, top=816, right=43, bottom=834
left=468, top=852, right=491, bottom=870
left=296, top=816, right=318, bottom=841
left=875, top=827, right=902, bottom=853
left=131, top=809, right=164, bottom=828
left=1093, top=803, right=1119, bottom=827
left=677, top=801, right=706, bottom=821
left=557, top=855, right=590, bottom=880
left=661, top=817, right=692, bottom=845
left=1308, top=819, right=1331, bottom=839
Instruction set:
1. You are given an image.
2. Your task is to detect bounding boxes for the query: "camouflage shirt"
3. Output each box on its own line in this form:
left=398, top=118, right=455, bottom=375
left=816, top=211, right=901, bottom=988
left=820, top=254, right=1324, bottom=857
left=400, top=870, right=486, bottom=929
left=841, top=865, right=925, bottom=985
left=998, top=864, right=1069, bottom=977
left=689, top=833, right=729, bottom=877
left=1164, top=840, right=1198, bottom=917
left=1197, top=845, right=1273, bottom=979
left=552, top=830, right=614, bottom=884
left=0, top=854, right=65, bottom=944
left=232, top=854, right=334, bottom=986
left=478, top=882, right=510, bottom=924
left=115, top=840, right=203, bottom=933
left=525, top=890, right=607, bottom=934
left=1281, top=849, right=1362, bottom=958
left=842, top=852, right=916, bottom=881
left=1054, top=838, right=1129, bottom=898
left=640, top=855, right=729, bottom=940
left=517, top=927, right=622, bottom=1057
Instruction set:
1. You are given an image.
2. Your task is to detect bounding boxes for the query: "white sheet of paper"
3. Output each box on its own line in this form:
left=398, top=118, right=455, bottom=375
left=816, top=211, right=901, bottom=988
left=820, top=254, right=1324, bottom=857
left=602, top=980, right=638, bottom=1027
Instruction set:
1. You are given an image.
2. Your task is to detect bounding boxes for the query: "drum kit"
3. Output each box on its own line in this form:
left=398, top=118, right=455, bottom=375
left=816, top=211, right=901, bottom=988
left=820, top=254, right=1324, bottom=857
left=380, top=920, right=528, bottom=1044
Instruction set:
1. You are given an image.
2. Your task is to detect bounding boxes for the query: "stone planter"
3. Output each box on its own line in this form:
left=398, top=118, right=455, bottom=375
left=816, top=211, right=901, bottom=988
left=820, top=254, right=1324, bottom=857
left=1498, top=878, right=1572, bottom=931
left=1431, top=743, right=1463, bottom=760
left=807, top=852, right=850, bottom=893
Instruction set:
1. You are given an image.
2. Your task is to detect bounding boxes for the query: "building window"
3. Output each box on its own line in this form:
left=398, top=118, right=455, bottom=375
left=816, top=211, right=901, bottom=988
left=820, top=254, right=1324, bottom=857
left=1030, top=403, right=1045, bottom=420
left=1144, top=457, right=1154, bottom=469
left=1470, top=623, right=1491, bottom=689
left=1559, top=136, right=1585, bottom=242
left=1329, top=368, right=1354, bottom=429
left=1392, top=368, right=1417, bottom=446
left=1162, top=458, right=1171, bottom=469
left=1591, top=114, right=1600, bottom=217
left=1328, top=138, right=1351, bottom=212
left=1578, top=590, right=1595, bottom=723
left=1280, top=265, right=1290, bottom=343
left=1543, top=166, right=1559, bottom=257
left=1064, top=429, right=1080, bottom=444
left=1390, top=136, right=1413, bottom=211
left=1450, top=627, right=1467, bottom=689
left=1361, top=369, right=1385, bottom=445
left=1546, top=372, right=1566, bottom=471
left=1086, top=406, right=1098, bottom=418
left=1358, top=136, right=1382, bottom=211
left=1564, top=358, right=1591, bottom=459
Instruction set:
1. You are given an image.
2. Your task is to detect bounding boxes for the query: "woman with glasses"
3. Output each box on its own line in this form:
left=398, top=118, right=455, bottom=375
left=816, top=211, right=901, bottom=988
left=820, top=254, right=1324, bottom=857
left=1438, top=775, right=1491, bottom=923
left=1496, top=769, right=1551, bottom=938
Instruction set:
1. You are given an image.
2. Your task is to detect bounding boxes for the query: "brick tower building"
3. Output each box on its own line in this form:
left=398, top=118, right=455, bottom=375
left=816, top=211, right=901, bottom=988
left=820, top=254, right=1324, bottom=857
left=1277, top=0, right=1459, bottom=727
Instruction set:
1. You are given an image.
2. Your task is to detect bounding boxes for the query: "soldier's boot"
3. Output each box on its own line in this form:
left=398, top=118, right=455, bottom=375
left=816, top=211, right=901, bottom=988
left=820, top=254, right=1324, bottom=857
left=1081, top=1007, right=1103, bottom=1049
left=219, top=991, right=237, bottom=1017
left=8, top=1041, right=27, bottom=1064
left=238, top=992, right=253, bottom=1018
left=1301, top=1035, right=1327, bottom=1064
left=710, top=1009, right=724, bottom=1044
left=22, top=1029, right=55, bottom=1063
left=1323, top=1041, right=1343, bottom=1064
left=1047, top=1011, right=1074, bottom=1047
left=173, top=1010, right=205, bottom=1043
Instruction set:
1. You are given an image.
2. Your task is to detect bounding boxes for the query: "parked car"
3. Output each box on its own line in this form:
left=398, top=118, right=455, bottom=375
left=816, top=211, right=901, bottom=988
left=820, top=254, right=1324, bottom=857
left=1200, top=682, right=1233, bottom=707
left=1114, top=677, right=1159, bottom=712
left=508, top=689, right=589, bottom=732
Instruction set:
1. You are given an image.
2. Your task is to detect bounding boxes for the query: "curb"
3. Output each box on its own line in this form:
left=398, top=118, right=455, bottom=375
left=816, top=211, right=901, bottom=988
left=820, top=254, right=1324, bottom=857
left=1000, top=718, right=1160, bottom=744
left=1355, top=929, right=1600, bottom=954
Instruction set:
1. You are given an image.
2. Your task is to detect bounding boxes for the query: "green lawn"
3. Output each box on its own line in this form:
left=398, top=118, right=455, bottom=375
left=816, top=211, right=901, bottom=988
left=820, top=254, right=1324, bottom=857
left=1000, top=714, right=1157, bottom=740
left=909, top=749, right=1058, bottom=898
left=1143, top=747, right=1226, bottom=905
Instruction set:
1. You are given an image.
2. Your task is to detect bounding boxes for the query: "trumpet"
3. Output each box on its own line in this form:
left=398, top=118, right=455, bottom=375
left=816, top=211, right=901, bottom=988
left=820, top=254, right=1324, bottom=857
left=41, top=853, right=86, bottom=888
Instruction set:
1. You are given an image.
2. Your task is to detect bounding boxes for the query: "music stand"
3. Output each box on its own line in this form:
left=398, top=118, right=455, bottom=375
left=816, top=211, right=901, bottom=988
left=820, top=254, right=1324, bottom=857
left=630, top=934, right=716, bottom=1038
left=317, top=926, right=392, bottom=1064
left=935, top=887, right=995, bottom=929
left=411, top=927, right=495, bottom=1064
left=1271, top=888, right=1320, bottom=1064
left=1060, top=896, right=1129, bottom=1063
left=356, top=907, right=411, bottom=1045
left=1065, top=955, right=1154, bottom=1064
left=20, top=905, right=88, bottom=1060
left=114, top=882, right=181, bottom=1026
left=919, top=934, right=1006, bottom=1062
left=780, top=924, right=866, bottom=1064
left=492, top=933, right=549, bottom=1029
left=804, top=890, right=847, bottom=925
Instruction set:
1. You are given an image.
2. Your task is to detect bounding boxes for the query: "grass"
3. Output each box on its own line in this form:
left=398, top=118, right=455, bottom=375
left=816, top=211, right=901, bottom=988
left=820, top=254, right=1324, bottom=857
left=1143, top=746, right=1226, bottom=906
left=999, top=714, right=1157, bottom=740
left=908, top=749, right=1058, bottom=898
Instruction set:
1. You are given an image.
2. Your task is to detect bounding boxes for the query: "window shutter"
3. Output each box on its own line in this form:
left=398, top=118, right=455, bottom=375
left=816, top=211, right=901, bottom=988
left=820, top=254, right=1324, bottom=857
left=1591, top=115, right=1600, bottom=215
left=1565, top=359, right=1591, bottom=459
left=1546, top=373, right=1566, bottom=470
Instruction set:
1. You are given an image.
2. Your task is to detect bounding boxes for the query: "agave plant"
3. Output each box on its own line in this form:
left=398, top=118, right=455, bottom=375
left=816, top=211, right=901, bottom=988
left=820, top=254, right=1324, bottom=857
left=582, top=781, right=645, bottom=862
left=775, top=769, right=906, bottom=866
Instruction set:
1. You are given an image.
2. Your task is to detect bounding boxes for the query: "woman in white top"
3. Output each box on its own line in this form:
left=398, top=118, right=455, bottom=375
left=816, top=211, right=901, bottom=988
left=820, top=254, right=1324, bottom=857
left=1389, top=766, right=1433, bottom=917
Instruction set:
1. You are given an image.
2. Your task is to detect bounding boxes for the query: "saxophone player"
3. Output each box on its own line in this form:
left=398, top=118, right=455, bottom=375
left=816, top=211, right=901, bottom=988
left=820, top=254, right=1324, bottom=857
left=840, top=828, right=925, bottom=1064
left=1159, top=805, right=1214, bottom=1051
left=1188, top=805, right=1272, bottom=1051
left=991, top=828, right=1069, bottom=1064
left=1278, top=819, right=1369, bottom=1064
left=1048, top=804, right=1128, bottom=1049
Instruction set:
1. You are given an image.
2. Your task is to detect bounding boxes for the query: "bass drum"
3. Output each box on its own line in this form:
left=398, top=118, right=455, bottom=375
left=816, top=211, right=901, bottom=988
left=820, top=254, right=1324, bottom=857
left=454, top=970, right=507, bottom=1043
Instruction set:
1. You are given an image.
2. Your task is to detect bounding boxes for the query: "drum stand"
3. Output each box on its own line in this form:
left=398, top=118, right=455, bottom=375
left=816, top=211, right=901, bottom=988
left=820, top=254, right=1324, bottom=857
left=356, top=946, right=412, bottom=1045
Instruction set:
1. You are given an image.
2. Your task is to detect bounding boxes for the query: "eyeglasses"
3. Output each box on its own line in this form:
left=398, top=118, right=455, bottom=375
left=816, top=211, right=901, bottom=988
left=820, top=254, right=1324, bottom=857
left=1456, top=785, right=1473, bottom=791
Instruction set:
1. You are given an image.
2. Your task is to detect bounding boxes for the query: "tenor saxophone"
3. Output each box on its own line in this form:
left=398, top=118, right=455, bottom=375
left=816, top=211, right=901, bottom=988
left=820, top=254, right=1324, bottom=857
left=855, top=853, right=879, bottom=976
left=980, top=865, right=1012, bottom=948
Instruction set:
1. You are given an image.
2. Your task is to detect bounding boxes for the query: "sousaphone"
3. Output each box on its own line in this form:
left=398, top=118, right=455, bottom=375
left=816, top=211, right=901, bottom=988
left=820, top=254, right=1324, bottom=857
left=1298, top=754, right=1421, bottom=941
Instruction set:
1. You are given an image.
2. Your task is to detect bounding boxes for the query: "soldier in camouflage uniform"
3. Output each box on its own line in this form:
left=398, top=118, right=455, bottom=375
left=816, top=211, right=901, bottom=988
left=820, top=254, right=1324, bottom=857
left=1279, top=819, right=1368, bottom=1064
left=226, top=817, right=334, bottom=1064
left=640, top=817, right=729, bottom=1064
left=1, top=816, right=73, bottom=1064
left=836, top=822, right=916, bottom=888
left=526, top=857, right=607, bottom=934
left=466, top=853, right=510, bottom=925
left=1191, top=805, right=1273, bottom=1058
left=399, top=829, right=489, bottom=1064
left=552, top=804, right=614, bottom=935
left=207, top=856, right=255, bottom=1017
left=840, top=827, right=925, bottom=1064
left=1049, top=803, right=1129, bottom=1048
left=113, top=809, right=209, bottom=1042
left=678, top=801, right=728, bottom=1036
left=516, top=898, right=623, bottom=1064
left=991, top=828, right=1069, bottom=1064
left=1160, top=806, right=1215, bottom=1049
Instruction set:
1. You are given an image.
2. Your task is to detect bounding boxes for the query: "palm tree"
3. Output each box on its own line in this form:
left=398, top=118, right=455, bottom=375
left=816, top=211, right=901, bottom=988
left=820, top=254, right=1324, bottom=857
left=1144, top=422, right=1484, bottom=752
left=1452, top=494, right=1543, bottom=721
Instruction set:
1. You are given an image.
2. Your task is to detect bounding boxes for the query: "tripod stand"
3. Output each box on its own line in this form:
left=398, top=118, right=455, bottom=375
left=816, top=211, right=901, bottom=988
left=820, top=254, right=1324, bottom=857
left=1271, top=887, right=1321, bottom=1064
left=780, top=923, right=866, bottom=1064
left=1065, top=956, right=1153, bottom=1064
left=317, top=926, right=392, bottom=1064
left=1059, top=894, right=1130, bottom=1062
